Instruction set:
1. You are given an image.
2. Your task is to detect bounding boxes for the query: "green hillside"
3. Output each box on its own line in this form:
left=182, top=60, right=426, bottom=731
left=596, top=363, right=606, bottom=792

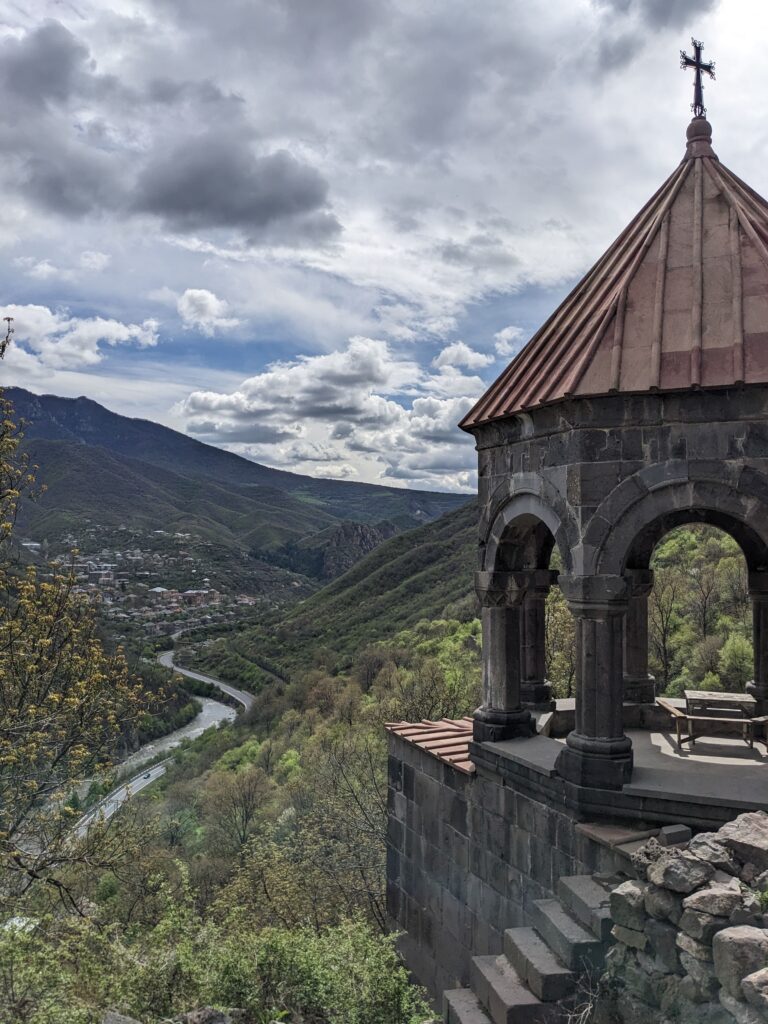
left=195, top=500, right=477, bottom=677
left=21, top=438, right=336, bottom=550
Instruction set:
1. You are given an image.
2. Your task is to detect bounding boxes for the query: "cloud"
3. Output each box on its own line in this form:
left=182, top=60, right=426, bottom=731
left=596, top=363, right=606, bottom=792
left=1, top=20, right=90, bottom=108
left=433, top=340, right=493, bottom=370
left=494, top=325, right=526, bottom=357
left=133, top=137, right=340, bottom=243
left=3, top=304, right=158, bottom=370
left=177, top=289, right=240, bottom=335
left=593, top=0, right=720, bottom=30
left=13, top=257, right=71, bottom=281
left=176, top=336, right=478, bottom=490
left=80, top=250, right=111, bottom=271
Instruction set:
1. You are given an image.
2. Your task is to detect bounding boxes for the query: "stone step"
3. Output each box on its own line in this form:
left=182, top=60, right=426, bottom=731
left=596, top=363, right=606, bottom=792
left=557, top=875, right=614, bottom=942
left=443, top=988, right=493, bottom=1024
left=469, top=955, right=560, bottom=1024
left=503, top=927, right=575, bottom=1002
left=530, top=899, right=607, bottom=972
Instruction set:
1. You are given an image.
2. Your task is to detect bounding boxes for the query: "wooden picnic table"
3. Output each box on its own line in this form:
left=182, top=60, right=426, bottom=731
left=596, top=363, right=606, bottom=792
left=684, top=689, right=757, bottom=717
left=656, top=690, right=767, bottom=750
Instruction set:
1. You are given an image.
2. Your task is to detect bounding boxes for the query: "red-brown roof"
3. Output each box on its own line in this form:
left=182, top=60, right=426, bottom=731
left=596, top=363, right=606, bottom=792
left=460, top=118, right=768, bottom=430
left=384, top=717, right=475, bottom=774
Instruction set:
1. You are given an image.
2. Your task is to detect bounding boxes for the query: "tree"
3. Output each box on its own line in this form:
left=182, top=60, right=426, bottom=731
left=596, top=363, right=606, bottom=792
left=0, top=389, right=147, bottom=913
left=719, top=633, right=754, bottom=690
left=649, top=566, right=682, bottom=691
left=202, top=765, right=268, bottom=859
left=545, top=588, right=576, bottom=698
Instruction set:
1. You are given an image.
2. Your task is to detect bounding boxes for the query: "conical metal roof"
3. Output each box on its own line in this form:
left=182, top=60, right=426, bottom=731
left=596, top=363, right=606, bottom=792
left=460, top=117, right=768, bottom=431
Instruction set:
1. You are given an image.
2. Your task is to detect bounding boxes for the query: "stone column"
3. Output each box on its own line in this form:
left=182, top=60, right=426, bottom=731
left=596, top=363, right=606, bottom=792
left=623, top=568, right=656, bottom=704
left=520, top=569, right=559, bottom=711
left=554, top=575, right=633, bottom=790
left=472, top=570, right=535, bottom=743
left=746, top=572, right=768, bottom=711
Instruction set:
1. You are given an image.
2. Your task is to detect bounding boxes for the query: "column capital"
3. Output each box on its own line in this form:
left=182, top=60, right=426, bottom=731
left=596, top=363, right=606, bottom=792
left=625, top=567, right=655, bottom=597
left=522, top=568, right=560, bottom=596
left=558, top=574, right=629, bottom=613
left=474, top=570, right=529, bottom=607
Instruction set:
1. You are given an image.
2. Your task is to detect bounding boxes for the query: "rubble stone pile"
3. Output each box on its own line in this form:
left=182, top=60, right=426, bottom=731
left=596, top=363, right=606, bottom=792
left=603, top=812, right=768, bottom=1024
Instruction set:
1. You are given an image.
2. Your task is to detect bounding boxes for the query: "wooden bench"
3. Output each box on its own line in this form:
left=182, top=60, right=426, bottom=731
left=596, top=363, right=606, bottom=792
left=656, top=697, right=768, bottom=751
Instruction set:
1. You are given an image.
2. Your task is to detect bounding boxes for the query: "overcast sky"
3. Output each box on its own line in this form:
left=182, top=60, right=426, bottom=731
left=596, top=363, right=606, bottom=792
left=0, top=0, right=759, bottom=491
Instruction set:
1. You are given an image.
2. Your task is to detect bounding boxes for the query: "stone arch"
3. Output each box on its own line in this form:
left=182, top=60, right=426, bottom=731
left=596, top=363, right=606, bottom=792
left=482, top=484, right=576, bottom=574
left=587, top=468, right=768, bottom=576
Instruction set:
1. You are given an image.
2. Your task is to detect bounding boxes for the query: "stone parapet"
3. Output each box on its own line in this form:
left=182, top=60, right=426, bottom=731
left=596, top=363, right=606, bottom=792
left=386, top=728, right=628, bottom=998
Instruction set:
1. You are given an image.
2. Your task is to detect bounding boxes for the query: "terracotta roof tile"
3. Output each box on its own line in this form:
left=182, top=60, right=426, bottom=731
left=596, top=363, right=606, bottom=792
left=385, top=717, right=475, bottom=774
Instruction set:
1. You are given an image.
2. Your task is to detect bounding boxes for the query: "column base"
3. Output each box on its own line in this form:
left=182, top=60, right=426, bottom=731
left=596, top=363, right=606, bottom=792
left=521, top=680, right=556, bottom=712
left=555, top=732, right=634, bottom=790
left=472, top=705, right=535, bottom=743
left=623, top=674, right=656, bottom=704
left=746, top=680, right=768, bottom=714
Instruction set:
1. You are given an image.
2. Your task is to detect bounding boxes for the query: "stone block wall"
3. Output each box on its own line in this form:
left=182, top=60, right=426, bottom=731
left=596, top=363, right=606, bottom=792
left=386, top=732, right=626, bottom=998
left=602, top=812, right=768, bottom=1024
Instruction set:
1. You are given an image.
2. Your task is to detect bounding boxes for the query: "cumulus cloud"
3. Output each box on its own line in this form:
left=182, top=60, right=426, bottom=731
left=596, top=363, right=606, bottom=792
left=177, top=289, right=240, bottom=335
left=494, top=325, right=526, bottom=357
left=433, top=340, right=493, bottom=370
left=176, top=336, right=479, bottom=489
left=4, top=304, right=158, bottom=370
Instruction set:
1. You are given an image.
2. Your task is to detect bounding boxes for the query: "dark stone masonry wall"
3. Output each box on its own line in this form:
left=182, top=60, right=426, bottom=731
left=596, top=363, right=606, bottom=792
left=386, top=733, right=627, bottom=998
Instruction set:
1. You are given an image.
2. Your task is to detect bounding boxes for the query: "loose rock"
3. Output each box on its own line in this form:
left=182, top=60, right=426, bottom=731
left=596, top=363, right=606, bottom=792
left=712, top=926, right=768, bottom=999
left=679, top=908, right=730, bottom=943
left=689, top=833, right=741, bottom=874
left=677, top=931, right=714, bottom=961
left=684, top=881, right=744, bottom=918
left=741, top=967, right=768, bottom=1012
left=719, top=990, right=764, bottom=1024
left=611, top=880, right=648, bottom=930
left=719, top=814, right=768, bottom=872
left=612, top=923, right=647, bottom=950
left=647, top=850, right=715, bottom=893
left=645, top=883, right=683, bottom=924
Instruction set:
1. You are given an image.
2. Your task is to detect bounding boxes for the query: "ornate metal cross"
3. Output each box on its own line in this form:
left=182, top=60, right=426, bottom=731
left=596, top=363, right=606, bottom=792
left=680, top=38, right=715, bottom=118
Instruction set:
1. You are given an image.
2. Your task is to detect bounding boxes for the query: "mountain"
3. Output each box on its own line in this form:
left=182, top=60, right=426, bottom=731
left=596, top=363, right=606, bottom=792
left=7, top=388, right=466, bottom=526
left=6, top=388, right=468, bottom=590
left=201, top=500, right=477, bottom=674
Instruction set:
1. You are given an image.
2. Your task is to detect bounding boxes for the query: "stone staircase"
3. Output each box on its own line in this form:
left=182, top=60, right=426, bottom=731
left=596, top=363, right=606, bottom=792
left=443, top=874, right=619, bottom=1024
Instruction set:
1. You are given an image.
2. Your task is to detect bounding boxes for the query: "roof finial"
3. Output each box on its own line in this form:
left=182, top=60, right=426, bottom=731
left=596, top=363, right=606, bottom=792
left=680, top=37, right=715, bottom=118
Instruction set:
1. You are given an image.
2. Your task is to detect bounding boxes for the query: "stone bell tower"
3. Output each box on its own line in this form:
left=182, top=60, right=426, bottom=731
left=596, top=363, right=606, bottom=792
left=460, top=107, right=768, bottom=791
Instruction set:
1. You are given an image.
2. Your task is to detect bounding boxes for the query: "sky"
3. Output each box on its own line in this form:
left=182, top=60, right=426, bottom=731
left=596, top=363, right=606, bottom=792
left=0, top=0, right=761, bottom=492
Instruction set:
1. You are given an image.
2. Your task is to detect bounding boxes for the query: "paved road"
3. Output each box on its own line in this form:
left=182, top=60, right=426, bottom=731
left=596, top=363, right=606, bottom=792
left=76, top=761, right=168, bottom=836
left=158, top=649, right=255, bottom=709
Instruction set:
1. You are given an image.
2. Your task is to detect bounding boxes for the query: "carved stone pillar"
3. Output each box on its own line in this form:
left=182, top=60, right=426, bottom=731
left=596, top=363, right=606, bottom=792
left=472, top=570, right=535, bottom=743
left=623, top=568, right=656, bottom=704
left=746, top=572, right=768, bottom=711
left=520, top=569, right=559, bottom=711
left=554, top=575, right=633, bottom=790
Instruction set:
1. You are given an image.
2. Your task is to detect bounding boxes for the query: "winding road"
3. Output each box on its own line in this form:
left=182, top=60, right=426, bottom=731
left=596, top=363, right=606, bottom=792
left=76, top=651, right=252, bottom=834
left=76, top=761, right=169, bottom=836
left=157, top=649, right=255, bottom=709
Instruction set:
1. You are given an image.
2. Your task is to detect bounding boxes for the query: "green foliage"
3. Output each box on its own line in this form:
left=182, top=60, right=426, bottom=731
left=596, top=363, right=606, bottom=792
left=649, top=525, right=751, bottom=692
left=719, top=633, right=754, bottom=690
left=0, top=910, right=430, bottom=1024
